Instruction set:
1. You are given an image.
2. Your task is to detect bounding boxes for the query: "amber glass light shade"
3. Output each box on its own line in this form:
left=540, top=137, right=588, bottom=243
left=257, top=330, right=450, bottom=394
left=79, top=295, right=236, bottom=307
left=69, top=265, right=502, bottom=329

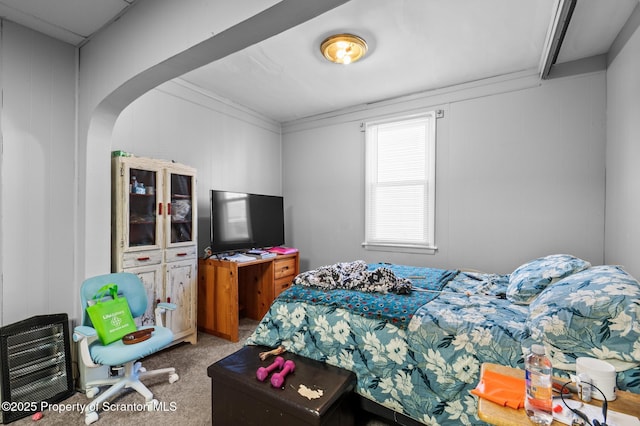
left=320, top=34, right=368, bottom=64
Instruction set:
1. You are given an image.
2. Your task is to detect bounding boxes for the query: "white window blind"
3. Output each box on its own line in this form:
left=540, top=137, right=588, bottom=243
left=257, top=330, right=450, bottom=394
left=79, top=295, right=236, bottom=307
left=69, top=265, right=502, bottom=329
left=364, top=112, right=436, bottom=251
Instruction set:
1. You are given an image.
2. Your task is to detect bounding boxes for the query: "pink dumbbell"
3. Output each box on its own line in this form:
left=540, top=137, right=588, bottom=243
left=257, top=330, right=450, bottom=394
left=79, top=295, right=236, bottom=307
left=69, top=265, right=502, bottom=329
left=256, top=356, right=285, bottom=382
left=270, top=359, right=295, bottom=388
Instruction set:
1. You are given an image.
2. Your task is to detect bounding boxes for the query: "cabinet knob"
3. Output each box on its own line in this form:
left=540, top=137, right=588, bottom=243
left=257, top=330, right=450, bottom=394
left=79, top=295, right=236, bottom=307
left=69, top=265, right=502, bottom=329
left=137, top=256, right=150, bottom=261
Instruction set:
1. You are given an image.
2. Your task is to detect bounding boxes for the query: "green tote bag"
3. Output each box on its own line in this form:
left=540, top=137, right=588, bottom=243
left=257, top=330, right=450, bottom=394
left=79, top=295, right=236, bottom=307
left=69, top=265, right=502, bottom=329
left=86, top=283, right=138, bottom=345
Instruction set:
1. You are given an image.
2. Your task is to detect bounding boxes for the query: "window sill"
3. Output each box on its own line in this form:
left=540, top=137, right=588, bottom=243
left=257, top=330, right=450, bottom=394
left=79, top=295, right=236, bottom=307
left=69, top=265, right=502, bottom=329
left=361, top=242, right=437, bottom=255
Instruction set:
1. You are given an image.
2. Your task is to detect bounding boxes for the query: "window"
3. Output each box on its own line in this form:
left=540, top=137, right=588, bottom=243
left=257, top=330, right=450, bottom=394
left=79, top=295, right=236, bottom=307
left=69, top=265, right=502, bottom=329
left=363, top=112, right=437, bottom=252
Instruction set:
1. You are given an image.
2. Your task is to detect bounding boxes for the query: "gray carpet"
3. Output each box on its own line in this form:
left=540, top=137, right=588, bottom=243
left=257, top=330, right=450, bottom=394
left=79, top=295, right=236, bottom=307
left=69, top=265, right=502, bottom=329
left=11, top=319, right=390, bottom=426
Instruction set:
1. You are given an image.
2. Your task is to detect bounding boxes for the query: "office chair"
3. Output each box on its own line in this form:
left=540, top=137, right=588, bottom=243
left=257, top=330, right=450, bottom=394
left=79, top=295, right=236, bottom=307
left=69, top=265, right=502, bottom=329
left=73, top=272, right=179, bottom=425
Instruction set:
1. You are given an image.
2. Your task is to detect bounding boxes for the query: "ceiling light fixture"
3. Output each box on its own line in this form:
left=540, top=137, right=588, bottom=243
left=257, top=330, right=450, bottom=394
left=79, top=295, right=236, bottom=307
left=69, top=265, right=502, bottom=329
left=320, top=33, right=368, bottom=65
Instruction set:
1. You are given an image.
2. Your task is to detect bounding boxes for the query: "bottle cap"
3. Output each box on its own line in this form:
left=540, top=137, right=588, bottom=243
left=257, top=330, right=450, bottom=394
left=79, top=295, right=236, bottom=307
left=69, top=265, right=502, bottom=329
left=531, top=344, right=545, bottom=355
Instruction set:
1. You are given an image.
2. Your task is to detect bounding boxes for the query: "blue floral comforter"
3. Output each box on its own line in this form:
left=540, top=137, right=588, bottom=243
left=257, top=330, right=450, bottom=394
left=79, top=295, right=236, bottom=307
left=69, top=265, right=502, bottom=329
left=246, top=263, right=640, bottom=425
left=247, top=267, right=529, bottom=425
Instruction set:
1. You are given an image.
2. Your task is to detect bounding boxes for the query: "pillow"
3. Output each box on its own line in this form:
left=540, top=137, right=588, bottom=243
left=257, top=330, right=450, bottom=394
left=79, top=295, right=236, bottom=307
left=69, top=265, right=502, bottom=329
left=526, top=265, right=640, bottom=363
left=506, top=254, right=590, bottom=304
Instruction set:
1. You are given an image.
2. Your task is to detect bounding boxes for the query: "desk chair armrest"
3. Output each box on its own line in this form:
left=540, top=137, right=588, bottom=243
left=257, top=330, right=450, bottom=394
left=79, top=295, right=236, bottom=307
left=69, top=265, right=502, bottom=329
left=73, top=325, right=102, bottom=368
left=74, top=325, right=97, bottom=339
left=155, top=302, right=177, bottom=327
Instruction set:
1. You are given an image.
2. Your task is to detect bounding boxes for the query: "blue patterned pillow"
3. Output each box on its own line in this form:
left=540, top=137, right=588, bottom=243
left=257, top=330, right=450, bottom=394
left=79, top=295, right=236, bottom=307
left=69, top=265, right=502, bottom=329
left=507, top=254, right=590, bottom=304
left=527, top=265, right=640, bottom=363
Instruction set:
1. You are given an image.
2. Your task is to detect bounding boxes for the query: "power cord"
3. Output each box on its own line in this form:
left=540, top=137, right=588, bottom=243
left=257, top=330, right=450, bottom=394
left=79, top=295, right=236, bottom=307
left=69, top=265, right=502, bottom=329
left=560, top=381, right=608, bottom=426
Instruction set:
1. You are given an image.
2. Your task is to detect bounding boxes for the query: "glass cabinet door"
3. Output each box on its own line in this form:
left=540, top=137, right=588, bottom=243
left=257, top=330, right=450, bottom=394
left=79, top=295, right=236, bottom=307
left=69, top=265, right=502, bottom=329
left=127, top=167, right=160, bottom=248
left=168, top=171, right=195, bottom=246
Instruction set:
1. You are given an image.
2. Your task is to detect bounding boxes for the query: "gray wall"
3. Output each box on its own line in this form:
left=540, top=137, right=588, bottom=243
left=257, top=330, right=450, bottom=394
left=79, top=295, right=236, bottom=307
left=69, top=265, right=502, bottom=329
left=605, top=12, right=640, bottom=278
left=282, top=72, right=606, bottom=274
left=1, top=5, right=638, bottom=328
left=111, top=80, right=283, bottom=256
left=0, top=21, right=77, bottom=325
left=77, top=0, right=342, bottom=281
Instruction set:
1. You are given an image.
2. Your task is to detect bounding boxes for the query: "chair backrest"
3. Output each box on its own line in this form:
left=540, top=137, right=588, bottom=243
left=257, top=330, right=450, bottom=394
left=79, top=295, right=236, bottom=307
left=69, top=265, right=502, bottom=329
left=80, top=272, right=148, bottom=327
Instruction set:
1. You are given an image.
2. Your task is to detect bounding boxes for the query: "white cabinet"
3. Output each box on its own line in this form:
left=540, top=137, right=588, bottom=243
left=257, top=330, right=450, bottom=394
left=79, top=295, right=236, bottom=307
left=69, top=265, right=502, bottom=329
left=111, top=154, right=197, bottom=345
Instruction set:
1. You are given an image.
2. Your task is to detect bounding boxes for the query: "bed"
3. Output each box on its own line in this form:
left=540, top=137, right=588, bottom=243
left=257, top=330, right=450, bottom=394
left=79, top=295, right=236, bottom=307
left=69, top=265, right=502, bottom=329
left=246, top=254, right=640, bottom=425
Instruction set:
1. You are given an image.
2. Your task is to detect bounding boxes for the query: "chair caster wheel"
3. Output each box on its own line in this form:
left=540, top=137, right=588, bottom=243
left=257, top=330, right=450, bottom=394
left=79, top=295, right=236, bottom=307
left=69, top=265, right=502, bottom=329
left=86, top=387, right=100, bottom=398
left=169, top=373, right=179, bottom=384
left=146, top=399, right=158, bottom=411
left=85, top=411, right=99, bottom=425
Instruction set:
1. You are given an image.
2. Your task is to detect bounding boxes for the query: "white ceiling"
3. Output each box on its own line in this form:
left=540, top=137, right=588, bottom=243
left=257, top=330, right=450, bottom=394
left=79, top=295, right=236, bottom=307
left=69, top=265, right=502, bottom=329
left=0, top=0, right=637, bottom=123
left=0, top=0, right=136, bottom=46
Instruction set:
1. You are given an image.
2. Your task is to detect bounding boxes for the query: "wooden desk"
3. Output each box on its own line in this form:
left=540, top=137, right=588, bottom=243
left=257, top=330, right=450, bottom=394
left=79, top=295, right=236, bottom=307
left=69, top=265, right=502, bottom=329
left=197, top=252, right=299, bottom=342
left=477, top=363, right=640, bottom=425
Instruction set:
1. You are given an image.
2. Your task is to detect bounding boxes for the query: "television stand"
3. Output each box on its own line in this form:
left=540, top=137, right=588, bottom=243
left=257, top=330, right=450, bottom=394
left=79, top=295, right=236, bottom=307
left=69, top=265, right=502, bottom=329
left=197, top=252, right=299, bottom=342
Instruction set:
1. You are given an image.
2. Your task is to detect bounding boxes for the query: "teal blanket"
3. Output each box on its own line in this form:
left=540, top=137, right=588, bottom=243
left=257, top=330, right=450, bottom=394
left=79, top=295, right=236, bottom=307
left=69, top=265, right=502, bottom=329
left=279, top=263, right=458, bottom=329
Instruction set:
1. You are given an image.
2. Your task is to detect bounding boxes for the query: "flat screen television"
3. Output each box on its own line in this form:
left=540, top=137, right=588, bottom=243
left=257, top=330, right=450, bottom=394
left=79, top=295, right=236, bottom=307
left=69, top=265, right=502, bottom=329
left=209, top=190, right=285, bottom=254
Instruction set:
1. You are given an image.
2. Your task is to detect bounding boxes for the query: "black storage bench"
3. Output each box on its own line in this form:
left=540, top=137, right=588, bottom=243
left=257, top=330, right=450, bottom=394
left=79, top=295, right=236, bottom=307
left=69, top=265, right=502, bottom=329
left=208, top=345, right=356, bottom=425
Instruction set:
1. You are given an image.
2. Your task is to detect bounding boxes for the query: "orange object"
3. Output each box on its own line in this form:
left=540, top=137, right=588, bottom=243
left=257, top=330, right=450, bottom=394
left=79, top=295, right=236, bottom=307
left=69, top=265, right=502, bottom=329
left=471, top=369, right=526, bottom=409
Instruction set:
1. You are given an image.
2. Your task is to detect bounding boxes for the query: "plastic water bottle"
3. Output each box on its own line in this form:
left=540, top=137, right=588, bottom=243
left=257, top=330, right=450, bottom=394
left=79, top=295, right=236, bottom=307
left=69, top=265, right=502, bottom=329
left=525, top=344, right=553, bottom=425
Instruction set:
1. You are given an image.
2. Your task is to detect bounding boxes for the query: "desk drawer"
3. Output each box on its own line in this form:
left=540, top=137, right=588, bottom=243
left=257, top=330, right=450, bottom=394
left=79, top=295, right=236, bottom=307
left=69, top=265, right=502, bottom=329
left=274, top=277, right=293, bottom=298
left=274, top=257, right=296, bottom=280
